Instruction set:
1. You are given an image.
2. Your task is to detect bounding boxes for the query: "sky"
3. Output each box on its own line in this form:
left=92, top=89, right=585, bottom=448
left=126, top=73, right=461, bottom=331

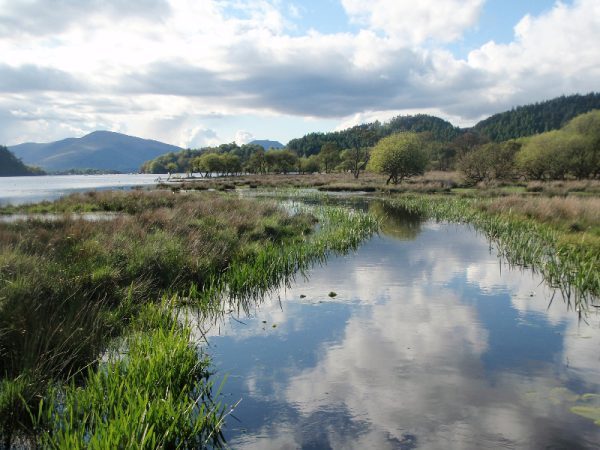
left=0, top=0, right=599, bottom=147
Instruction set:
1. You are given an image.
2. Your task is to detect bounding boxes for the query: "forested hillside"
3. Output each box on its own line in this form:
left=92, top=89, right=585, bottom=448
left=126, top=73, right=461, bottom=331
left=287, top=114, right=460, bottom=157
left=472, top=93, right=600, bottom=141
left=0, top=146, right=44, bottom=176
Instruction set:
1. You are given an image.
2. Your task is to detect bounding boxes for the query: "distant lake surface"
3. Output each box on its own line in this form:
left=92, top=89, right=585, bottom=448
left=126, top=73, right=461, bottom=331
left=0, top=174, right=162, bottom=206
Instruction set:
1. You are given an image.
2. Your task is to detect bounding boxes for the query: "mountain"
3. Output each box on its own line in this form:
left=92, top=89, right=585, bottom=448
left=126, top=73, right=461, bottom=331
left=249, top=140, right=284, bottom=150
left=472, top=92, right=600, bottom=141
left=0, top=146, right=45, bottom=176
left=9, top=130, right=182, bottom=172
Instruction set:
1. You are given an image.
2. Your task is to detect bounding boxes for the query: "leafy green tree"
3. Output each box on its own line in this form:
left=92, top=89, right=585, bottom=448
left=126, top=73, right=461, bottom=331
left=340, top=147, right=370, bottom=178
left=367, top=133, right=429, bottom=184
left=265, top=150, right=298, bottom=174
left=298, top=155, right=320, bottom=174
left=458, top=141, right=520, bottom=184
left=516, top=131, right=572, bottom=180
left=221, top=154, right=241, bottom=176
left=195, top=153, right=222, bottom=177
left=562, top=110, right=600, bottom=178
left=246, top=149, right=267, bottom=174
left=319, top=143, right=340, bottom=173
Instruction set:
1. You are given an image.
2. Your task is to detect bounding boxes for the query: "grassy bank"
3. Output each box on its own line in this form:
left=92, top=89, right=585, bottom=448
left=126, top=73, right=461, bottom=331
left=387, top=195, right=600, bottom=312
left=0, top=190, right=378, bottom=447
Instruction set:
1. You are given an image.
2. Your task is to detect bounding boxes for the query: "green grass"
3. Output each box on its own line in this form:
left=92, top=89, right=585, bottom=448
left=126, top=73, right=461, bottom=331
left=31, top=302, right=227, bottom=449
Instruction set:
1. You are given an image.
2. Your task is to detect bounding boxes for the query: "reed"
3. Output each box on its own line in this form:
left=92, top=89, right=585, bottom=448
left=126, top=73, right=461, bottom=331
left=32, top=302, right=227, bottom=449
left=388, top=195, right=599, bottom=312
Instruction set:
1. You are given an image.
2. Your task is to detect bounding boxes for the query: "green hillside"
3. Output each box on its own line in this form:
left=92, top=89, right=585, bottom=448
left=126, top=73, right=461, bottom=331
left=472, top=93, right=600, bottom=141
left=0, top=146, right=44, bottom=176
left=287, top=114, right=460, bottom=157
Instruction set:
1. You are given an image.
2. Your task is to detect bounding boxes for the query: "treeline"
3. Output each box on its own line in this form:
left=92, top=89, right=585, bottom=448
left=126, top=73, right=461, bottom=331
left=140, top=143, right=270, bottom=174
left=140, top=94, right=600, bottom=182
left=286, top=114, right=460, bottom=157
left=459, top=110, right=600, bottom=183
left=473, top=92, right=600, bottom=142
left=0, top=146, right=45, bottom=176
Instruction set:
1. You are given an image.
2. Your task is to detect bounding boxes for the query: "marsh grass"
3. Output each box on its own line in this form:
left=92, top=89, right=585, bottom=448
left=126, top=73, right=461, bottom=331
left=0, top=189, right=378, bottom=446
left=388, top=195, right=600, bottom=312
left=30, top=302, right=228, bottom=449
left=155, top=171, right=464, bottom=194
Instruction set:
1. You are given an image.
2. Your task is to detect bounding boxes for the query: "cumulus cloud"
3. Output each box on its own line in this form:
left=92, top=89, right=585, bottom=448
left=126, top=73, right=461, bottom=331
left=0, top=0, right=598, bottom=144
left=341, top=0, right=484, bottom=45
left=0, top=0, right=171, bottom=36
left=235, top=130, right=254, bottom=144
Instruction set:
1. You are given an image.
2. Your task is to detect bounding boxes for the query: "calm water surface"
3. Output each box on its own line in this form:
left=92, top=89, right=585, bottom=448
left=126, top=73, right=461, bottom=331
left=0, top=174, right=161, bottom=206
left=204, top=203, right=600, bottom=449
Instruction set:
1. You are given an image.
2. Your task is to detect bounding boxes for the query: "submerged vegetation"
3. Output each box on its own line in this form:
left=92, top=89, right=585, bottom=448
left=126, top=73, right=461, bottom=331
left=0, top=190, right=378, bottom=446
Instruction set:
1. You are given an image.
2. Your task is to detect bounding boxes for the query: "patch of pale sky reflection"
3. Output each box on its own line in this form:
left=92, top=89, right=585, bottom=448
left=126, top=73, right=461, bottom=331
left=200, top=216, right=599, bottom=449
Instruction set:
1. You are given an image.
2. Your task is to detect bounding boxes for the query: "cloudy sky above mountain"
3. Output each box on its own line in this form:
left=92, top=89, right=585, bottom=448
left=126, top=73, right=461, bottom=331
left=1, top=0, right=599, bottom=147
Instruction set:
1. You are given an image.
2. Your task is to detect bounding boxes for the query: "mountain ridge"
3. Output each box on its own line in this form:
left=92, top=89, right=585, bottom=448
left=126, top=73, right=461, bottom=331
left=9, top=130, right=182, bottom=172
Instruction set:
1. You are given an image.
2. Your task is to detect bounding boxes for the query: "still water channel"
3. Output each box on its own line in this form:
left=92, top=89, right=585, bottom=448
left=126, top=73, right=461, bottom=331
left=204, top=202, right=600, bottom=449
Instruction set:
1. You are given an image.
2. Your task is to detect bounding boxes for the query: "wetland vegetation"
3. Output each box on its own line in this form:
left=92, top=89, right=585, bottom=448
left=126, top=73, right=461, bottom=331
left=0, top=190, right=377, bottom=447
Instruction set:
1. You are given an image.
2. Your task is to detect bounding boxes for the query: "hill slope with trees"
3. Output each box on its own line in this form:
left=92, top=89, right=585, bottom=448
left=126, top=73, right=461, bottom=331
left=0, top=146, right=44, bottom=176
left=472, top=93, right=600, bottom=141
left=286, top=114, right=461, bottom=157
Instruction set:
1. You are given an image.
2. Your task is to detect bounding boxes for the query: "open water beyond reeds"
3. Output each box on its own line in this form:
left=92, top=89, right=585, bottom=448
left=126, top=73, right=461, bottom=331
left=205, top=202, right=600, bottom=449
left=0, top=174, right=161, bottom=206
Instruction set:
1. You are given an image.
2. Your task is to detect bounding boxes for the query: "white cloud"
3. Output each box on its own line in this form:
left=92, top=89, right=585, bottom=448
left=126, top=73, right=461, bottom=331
left=467, top=0, right=600, bottom=104
left=341, top=0, right=484, bottom=45
left=235, top=130, right=254, bottom=144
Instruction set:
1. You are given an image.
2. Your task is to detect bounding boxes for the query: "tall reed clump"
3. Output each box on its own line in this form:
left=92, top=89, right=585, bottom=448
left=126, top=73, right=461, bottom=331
left=31, top=301, right=227, bottom=449
left=388, top=195, right=599, bottom=312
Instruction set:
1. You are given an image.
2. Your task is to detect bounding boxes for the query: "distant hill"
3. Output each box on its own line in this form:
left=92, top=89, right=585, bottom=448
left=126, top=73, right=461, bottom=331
left=249, top=140, right=284, bottom=150
left=9, top=130, right=182, bottom=172
left=286, top=114, right=461, bottom=156
left=0, top=146, right=44, bottom=176
left=472, top=93, right=600, bottom=141
left=286, top=114, right=460, bottom=156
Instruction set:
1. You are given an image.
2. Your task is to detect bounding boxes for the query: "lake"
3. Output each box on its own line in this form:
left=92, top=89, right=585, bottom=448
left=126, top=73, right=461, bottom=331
left=204, top=201, right=600, bottom=449
left=0, top=174, right=162, bottom=206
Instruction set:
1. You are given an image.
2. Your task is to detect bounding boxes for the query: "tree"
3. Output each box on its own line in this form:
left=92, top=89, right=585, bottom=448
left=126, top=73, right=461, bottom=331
left=221, top=154, right=241, bottom=176
left=516, top=131, right=571, bottom=180
left=196, top=153, right=223, bottom=177
left=298, top=155, right=320, bottom=174
left=246, top=149, right=267, bottom=174
left=340, top=147, right=370, bottom=179
left=265, top=150, right=298, bottom=174
left=367, top=133, right=429, bottom=184
left=457, top=141, right=520, bottom=184
left=319, top=143, right=340, bottom=173
left=562, top=110, right=600, bottom=178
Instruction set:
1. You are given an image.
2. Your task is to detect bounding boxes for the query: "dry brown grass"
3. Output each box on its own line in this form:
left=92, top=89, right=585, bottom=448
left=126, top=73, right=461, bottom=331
left=483, top=195, right=600, bottom=230
left=164, top=171, right=464, bottom=193
left=526, top=179, right=600, bottom=195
